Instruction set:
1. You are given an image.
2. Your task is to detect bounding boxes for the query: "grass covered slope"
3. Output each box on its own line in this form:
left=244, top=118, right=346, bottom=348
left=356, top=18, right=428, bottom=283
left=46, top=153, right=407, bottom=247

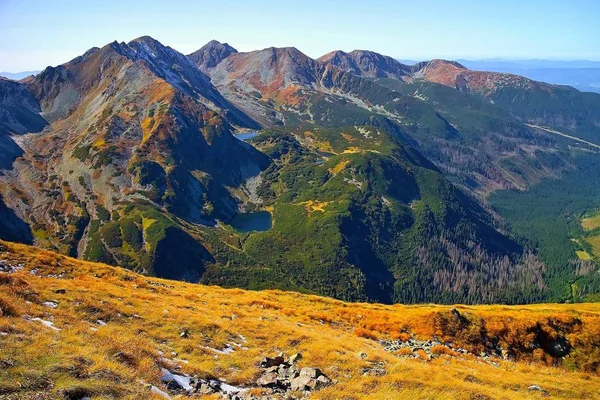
left=203, top=126, right=544, bottom=305
left=1, top=240, right=600, bottom=399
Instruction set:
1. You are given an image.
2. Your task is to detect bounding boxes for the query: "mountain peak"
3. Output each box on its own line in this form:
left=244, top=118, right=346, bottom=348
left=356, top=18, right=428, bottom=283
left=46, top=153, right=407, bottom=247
left=188, top=40, right=238, bottom=71
left=128, top=35, right=161, bottom=45
left=318, top=49, right=411, bottom=80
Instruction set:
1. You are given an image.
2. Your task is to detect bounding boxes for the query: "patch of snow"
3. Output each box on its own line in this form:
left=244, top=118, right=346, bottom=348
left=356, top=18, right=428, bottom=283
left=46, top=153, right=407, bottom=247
left=230, top=342, right=249, bottom=350
left=31, top=317, right=60, bottom=331
left=43, top=301, right=58, bottom=309
left=160, top=368, right=193, bottom=392
left=212, top=380, right=246, bottom=395
left=96, top=319, right=107, bottom=326
left=199, top=344, right=236, bottom=355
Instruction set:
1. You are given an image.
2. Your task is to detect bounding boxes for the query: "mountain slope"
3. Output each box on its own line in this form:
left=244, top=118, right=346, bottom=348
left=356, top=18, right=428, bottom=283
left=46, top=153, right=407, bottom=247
left=200, top=45, right=576, bottom=195
left=0, top=37, right=268, bottom=280
left=414, top=59, right=600, bottom=145
left=1, top=240, right=600, bottom=399
left=202, top=125, right=548, bottom=304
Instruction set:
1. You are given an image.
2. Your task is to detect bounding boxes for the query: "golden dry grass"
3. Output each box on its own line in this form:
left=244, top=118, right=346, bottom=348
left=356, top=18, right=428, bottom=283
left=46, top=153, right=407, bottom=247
left=576, top=250, right=592, bottom=260
left=329, top=159, right=350, bottom=175
left=0, top=240, right=599, bottom=399
left=585, top=235, right=600, bottom=258
left=299, top=200, right=331, bottom=214
left=581, top=212, right=600, bottom=231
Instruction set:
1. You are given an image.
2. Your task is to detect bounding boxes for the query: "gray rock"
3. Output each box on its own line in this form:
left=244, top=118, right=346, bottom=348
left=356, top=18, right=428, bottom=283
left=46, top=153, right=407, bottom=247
left=299, top=367, right=322, bottom=379
left=256, top=371, right=279, bottom=387
left=290, top=375, right=313, bottom=391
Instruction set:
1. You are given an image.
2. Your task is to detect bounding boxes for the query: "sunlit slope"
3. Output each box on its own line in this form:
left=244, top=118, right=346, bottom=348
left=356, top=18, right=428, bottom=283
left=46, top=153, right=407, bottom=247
left=0, top=240, right=599, bottom=399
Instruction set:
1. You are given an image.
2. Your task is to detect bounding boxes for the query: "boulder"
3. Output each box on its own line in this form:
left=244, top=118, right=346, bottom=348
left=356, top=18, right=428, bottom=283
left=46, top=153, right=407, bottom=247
left=290, top=368, right=332, bottom=391
left=299, top=367, right=322, bottom=379
left=290, top=375, right=313, bottom=391
left=260, top=356, right=285, bottom=368
left=288, top=353, right=302, bottom=364
left=256, top=371, right=279, bottom=387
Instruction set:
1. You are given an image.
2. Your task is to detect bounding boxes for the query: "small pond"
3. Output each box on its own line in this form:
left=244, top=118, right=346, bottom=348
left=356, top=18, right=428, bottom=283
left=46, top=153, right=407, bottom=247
left=229, top=211, right=272, bottom=233
left=234, top=131, right=259, bottom=141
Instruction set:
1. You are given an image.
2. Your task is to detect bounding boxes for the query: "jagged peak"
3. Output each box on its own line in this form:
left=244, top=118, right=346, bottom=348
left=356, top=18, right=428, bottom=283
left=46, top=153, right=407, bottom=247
left=188, top=40, right=239, bottom=70
left=201, top=39, right=237, bottom=51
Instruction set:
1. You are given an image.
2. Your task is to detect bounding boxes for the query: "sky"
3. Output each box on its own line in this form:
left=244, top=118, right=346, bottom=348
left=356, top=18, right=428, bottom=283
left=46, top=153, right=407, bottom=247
left=1, top=0, right=599, bottom=72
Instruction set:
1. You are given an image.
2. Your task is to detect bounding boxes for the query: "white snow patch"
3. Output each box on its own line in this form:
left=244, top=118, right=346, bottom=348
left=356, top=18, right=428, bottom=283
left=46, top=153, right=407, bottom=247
left=43, top=301, right=58, bottom=309
left=32, top=317, right=60, bottom=331
left=160, top=368, right=193, bottom=392
left=199, top=344, right=236, bottom=355
left=212, top=380, right=246, bottom=395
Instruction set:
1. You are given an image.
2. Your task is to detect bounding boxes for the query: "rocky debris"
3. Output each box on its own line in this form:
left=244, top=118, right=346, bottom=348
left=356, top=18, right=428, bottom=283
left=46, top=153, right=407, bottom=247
left=381, top=337, right=505, bottom=367
left=158, top=353, right=332, bottom=399
left=0, top=259, right=24, bottom=273
left=254, top=354, right=332, bottom=396
left=160, top=368, right=245, bottom=398
left=361, top=361, right=387, bottom=376
left=160, top=368, right=194, bottom=392
left=382, top=338, right=445, bottom=355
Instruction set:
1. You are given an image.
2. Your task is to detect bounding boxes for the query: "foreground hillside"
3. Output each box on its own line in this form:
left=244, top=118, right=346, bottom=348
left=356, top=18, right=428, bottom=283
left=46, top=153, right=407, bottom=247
left=1, top=240, right=599, bottom=399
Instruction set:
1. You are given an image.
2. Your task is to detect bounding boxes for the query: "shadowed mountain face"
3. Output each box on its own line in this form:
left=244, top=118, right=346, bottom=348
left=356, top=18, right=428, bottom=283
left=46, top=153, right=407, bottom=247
left=318, top=50, right=412, bottom=80
left=1, top=36, right=600, bottom=304
left=188, top=40, right=238, bottom=73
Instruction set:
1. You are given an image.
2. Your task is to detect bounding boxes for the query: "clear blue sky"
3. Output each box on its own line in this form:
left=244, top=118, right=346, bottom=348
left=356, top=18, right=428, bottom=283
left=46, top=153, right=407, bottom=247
left=1, top=0, right=599, bottom=71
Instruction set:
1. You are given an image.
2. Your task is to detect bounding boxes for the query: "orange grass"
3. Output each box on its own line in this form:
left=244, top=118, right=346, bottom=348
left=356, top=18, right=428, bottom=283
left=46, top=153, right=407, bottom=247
left=0, top=240, right=599, bottom=399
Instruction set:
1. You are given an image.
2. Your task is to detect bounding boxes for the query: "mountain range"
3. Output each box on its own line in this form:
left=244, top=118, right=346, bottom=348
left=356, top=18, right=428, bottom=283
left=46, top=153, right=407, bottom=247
left=1, top=36, right=600, bottom=304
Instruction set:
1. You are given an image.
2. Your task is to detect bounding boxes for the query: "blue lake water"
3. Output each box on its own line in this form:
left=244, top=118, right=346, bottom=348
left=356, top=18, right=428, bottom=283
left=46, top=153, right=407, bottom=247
left=229, top=211, right=272, bottom=233
left=234, top=132, right=259, bottom=141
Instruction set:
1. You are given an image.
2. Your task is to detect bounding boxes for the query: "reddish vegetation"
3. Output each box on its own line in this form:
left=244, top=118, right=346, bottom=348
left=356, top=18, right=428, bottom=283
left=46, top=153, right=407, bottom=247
left=419, top=59, right=538, bottom=93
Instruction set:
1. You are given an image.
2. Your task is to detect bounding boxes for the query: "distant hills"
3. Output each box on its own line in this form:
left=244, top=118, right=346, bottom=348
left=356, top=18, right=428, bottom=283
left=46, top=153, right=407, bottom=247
left=1, top=36, right=600, bottom=304
left=0, top=70, right=40, bottom=80
left=401, top=59, right=600, bottom=93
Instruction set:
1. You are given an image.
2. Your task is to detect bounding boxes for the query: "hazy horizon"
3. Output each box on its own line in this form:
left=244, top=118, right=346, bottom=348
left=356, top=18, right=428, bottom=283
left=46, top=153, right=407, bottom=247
left=1, top=0, right=599, bottom=71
